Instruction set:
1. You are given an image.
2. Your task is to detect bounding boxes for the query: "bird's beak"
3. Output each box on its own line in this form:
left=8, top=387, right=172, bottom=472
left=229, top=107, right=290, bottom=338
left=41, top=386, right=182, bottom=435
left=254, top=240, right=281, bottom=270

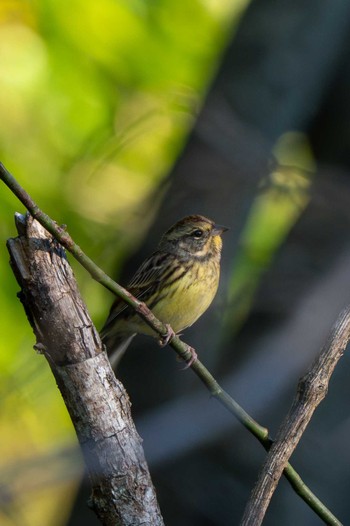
left=212, top=224, right=229, bottom=236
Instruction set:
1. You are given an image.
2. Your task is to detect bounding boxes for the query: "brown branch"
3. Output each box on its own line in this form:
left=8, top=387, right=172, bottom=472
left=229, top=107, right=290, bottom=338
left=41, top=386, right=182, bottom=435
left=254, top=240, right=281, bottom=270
left=7, top=214, right=164, bottom=526
left=240, top=306, right=350, bottom=526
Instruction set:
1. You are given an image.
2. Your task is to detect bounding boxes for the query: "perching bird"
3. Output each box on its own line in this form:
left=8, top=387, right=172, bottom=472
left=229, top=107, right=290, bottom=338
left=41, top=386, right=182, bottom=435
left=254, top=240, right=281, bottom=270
left=101, top=214, right=227, bottom=368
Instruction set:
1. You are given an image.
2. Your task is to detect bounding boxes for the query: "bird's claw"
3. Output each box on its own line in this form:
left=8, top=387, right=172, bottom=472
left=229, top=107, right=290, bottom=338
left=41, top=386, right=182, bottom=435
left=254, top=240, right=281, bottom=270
left=182, top=346, right=198, bottom=369
left=159, top=326, right=197, bottom=369
left=159, top=324, right=175, bottom=347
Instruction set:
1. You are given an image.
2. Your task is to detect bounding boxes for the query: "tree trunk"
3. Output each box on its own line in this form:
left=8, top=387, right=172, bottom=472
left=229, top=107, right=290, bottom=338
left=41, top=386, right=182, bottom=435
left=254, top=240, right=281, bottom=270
left=7, top=213, right=164, bottom=526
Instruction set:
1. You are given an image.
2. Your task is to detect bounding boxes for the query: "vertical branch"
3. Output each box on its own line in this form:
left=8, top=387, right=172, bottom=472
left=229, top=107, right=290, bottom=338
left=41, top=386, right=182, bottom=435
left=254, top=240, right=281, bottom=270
left=7, top=214, right=164, bottom=526
left=240, top=307, right=350, bottom=526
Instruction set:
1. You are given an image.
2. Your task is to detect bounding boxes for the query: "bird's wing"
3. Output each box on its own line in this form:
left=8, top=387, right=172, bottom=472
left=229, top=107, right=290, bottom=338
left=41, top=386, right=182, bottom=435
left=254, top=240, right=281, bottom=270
left=102, top=251, right=174, bottom=328
left=128, top=251, right=171, bottom=289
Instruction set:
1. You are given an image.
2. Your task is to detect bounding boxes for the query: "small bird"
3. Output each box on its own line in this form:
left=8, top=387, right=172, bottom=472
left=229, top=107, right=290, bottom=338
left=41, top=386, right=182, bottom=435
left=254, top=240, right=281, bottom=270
left=101, top=214, right=227, bottom=368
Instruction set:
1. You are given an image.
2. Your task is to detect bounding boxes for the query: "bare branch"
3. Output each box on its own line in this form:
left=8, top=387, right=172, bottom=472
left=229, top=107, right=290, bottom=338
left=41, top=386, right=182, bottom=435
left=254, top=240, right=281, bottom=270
left=241, top=306, right=350, bottom=526
left=7, top=214, right=164, bottom=526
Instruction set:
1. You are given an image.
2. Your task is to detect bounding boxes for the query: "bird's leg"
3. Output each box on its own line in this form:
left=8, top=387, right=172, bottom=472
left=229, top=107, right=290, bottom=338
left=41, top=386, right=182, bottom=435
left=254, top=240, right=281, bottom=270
left=159, top=325, right=198, bottom=368
left=182, top=346, right=198, bottom=369
left=159, top=323, right=175, bottom=346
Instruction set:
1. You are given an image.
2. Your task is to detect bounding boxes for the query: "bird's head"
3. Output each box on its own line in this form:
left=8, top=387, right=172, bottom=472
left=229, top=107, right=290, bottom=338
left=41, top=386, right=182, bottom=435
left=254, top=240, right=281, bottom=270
left=159, top=215, right=228, bottom=259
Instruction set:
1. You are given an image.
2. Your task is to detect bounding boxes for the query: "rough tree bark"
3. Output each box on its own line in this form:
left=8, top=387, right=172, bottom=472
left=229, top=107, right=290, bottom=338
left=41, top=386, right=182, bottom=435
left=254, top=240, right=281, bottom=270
left=7, top=213, right=164, bottom=526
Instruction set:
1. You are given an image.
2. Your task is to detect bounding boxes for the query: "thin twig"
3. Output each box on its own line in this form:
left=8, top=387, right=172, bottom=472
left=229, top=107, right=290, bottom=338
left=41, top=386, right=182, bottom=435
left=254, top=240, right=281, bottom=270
left=241, top=306, right=350, bottom=526
left=0, top=162, right=343, bottom=525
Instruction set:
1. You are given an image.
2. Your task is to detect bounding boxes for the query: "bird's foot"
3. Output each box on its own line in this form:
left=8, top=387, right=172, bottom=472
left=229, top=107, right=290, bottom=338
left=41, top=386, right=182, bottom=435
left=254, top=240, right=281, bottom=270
left=159, top=324, right=175, bottom=347
left=159, top=325, right=197, bottom=368
left=182, top=346, right=198, bottom=369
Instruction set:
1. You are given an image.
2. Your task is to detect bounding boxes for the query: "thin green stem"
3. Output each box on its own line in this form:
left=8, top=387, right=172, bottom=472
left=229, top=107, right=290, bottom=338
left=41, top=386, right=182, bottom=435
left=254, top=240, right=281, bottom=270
left=0, top=162, right=342, bottom=526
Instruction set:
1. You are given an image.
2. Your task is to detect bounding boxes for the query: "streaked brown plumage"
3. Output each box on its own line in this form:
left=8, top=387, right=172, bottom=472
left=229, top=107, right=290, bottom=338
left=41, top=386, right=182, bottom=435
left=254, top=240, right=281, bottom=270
left=101, top=214, right=227, bottom=367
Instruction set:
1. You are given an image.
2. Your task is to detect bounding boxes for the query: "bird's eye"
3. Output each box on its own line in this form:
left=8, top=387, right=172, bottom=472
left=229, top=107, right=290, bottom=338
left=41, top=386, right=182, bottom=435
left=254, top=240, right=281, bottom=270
left=192, top=229, right=203, bottom=238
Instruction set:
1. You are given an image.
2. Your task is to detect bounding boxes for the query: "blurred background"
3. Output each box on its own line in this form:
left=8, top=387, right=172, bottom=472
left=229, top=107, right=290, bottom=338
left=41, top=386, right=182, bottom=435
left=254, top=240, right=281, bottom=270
left=1, top=0, right=350, bottom=524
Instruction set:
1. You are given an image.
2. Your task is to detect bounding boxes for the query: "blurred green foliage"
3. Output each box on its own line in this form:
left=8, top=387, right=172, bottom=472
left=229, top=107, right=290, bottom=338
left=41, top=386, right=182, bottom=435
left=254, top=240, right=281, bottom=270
left=0, top=0, right=244, bottom=524
left=227, top=132, right=315, bottom=333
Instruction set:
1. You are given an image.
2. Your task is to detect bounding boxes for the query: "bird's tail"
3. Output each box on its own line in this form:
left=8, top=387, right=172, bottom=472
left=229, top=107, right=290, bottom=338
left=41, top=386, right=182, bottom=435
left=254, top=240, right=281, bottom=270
left=100, top=326, right=136, bottom=369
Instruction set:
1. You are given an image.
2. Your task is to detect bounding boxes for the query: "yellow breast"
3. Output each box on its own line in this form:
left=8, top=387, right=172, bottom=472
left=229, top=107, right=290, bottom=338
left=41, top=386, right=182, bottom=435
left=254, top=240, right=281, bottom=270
left=145, top=259, right=220, bottom=335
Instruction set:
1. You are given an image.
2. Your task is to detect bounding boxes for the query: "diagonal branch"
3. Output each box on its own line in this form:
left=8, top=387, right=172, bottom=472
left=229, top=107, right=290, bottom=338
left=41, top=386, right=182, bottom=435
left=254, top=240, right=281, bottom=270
left=240, top=306, right=350, bottom=526
left=0, top=162, right=343, bottom=525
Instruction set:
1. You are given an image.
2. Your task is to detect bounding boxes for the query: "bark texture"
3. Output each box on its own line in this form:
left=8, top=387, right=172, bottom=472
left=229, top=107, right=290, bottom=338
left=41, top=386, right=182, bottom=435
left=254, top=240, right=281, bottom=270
left=7, top=213, right=164, bottom=526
